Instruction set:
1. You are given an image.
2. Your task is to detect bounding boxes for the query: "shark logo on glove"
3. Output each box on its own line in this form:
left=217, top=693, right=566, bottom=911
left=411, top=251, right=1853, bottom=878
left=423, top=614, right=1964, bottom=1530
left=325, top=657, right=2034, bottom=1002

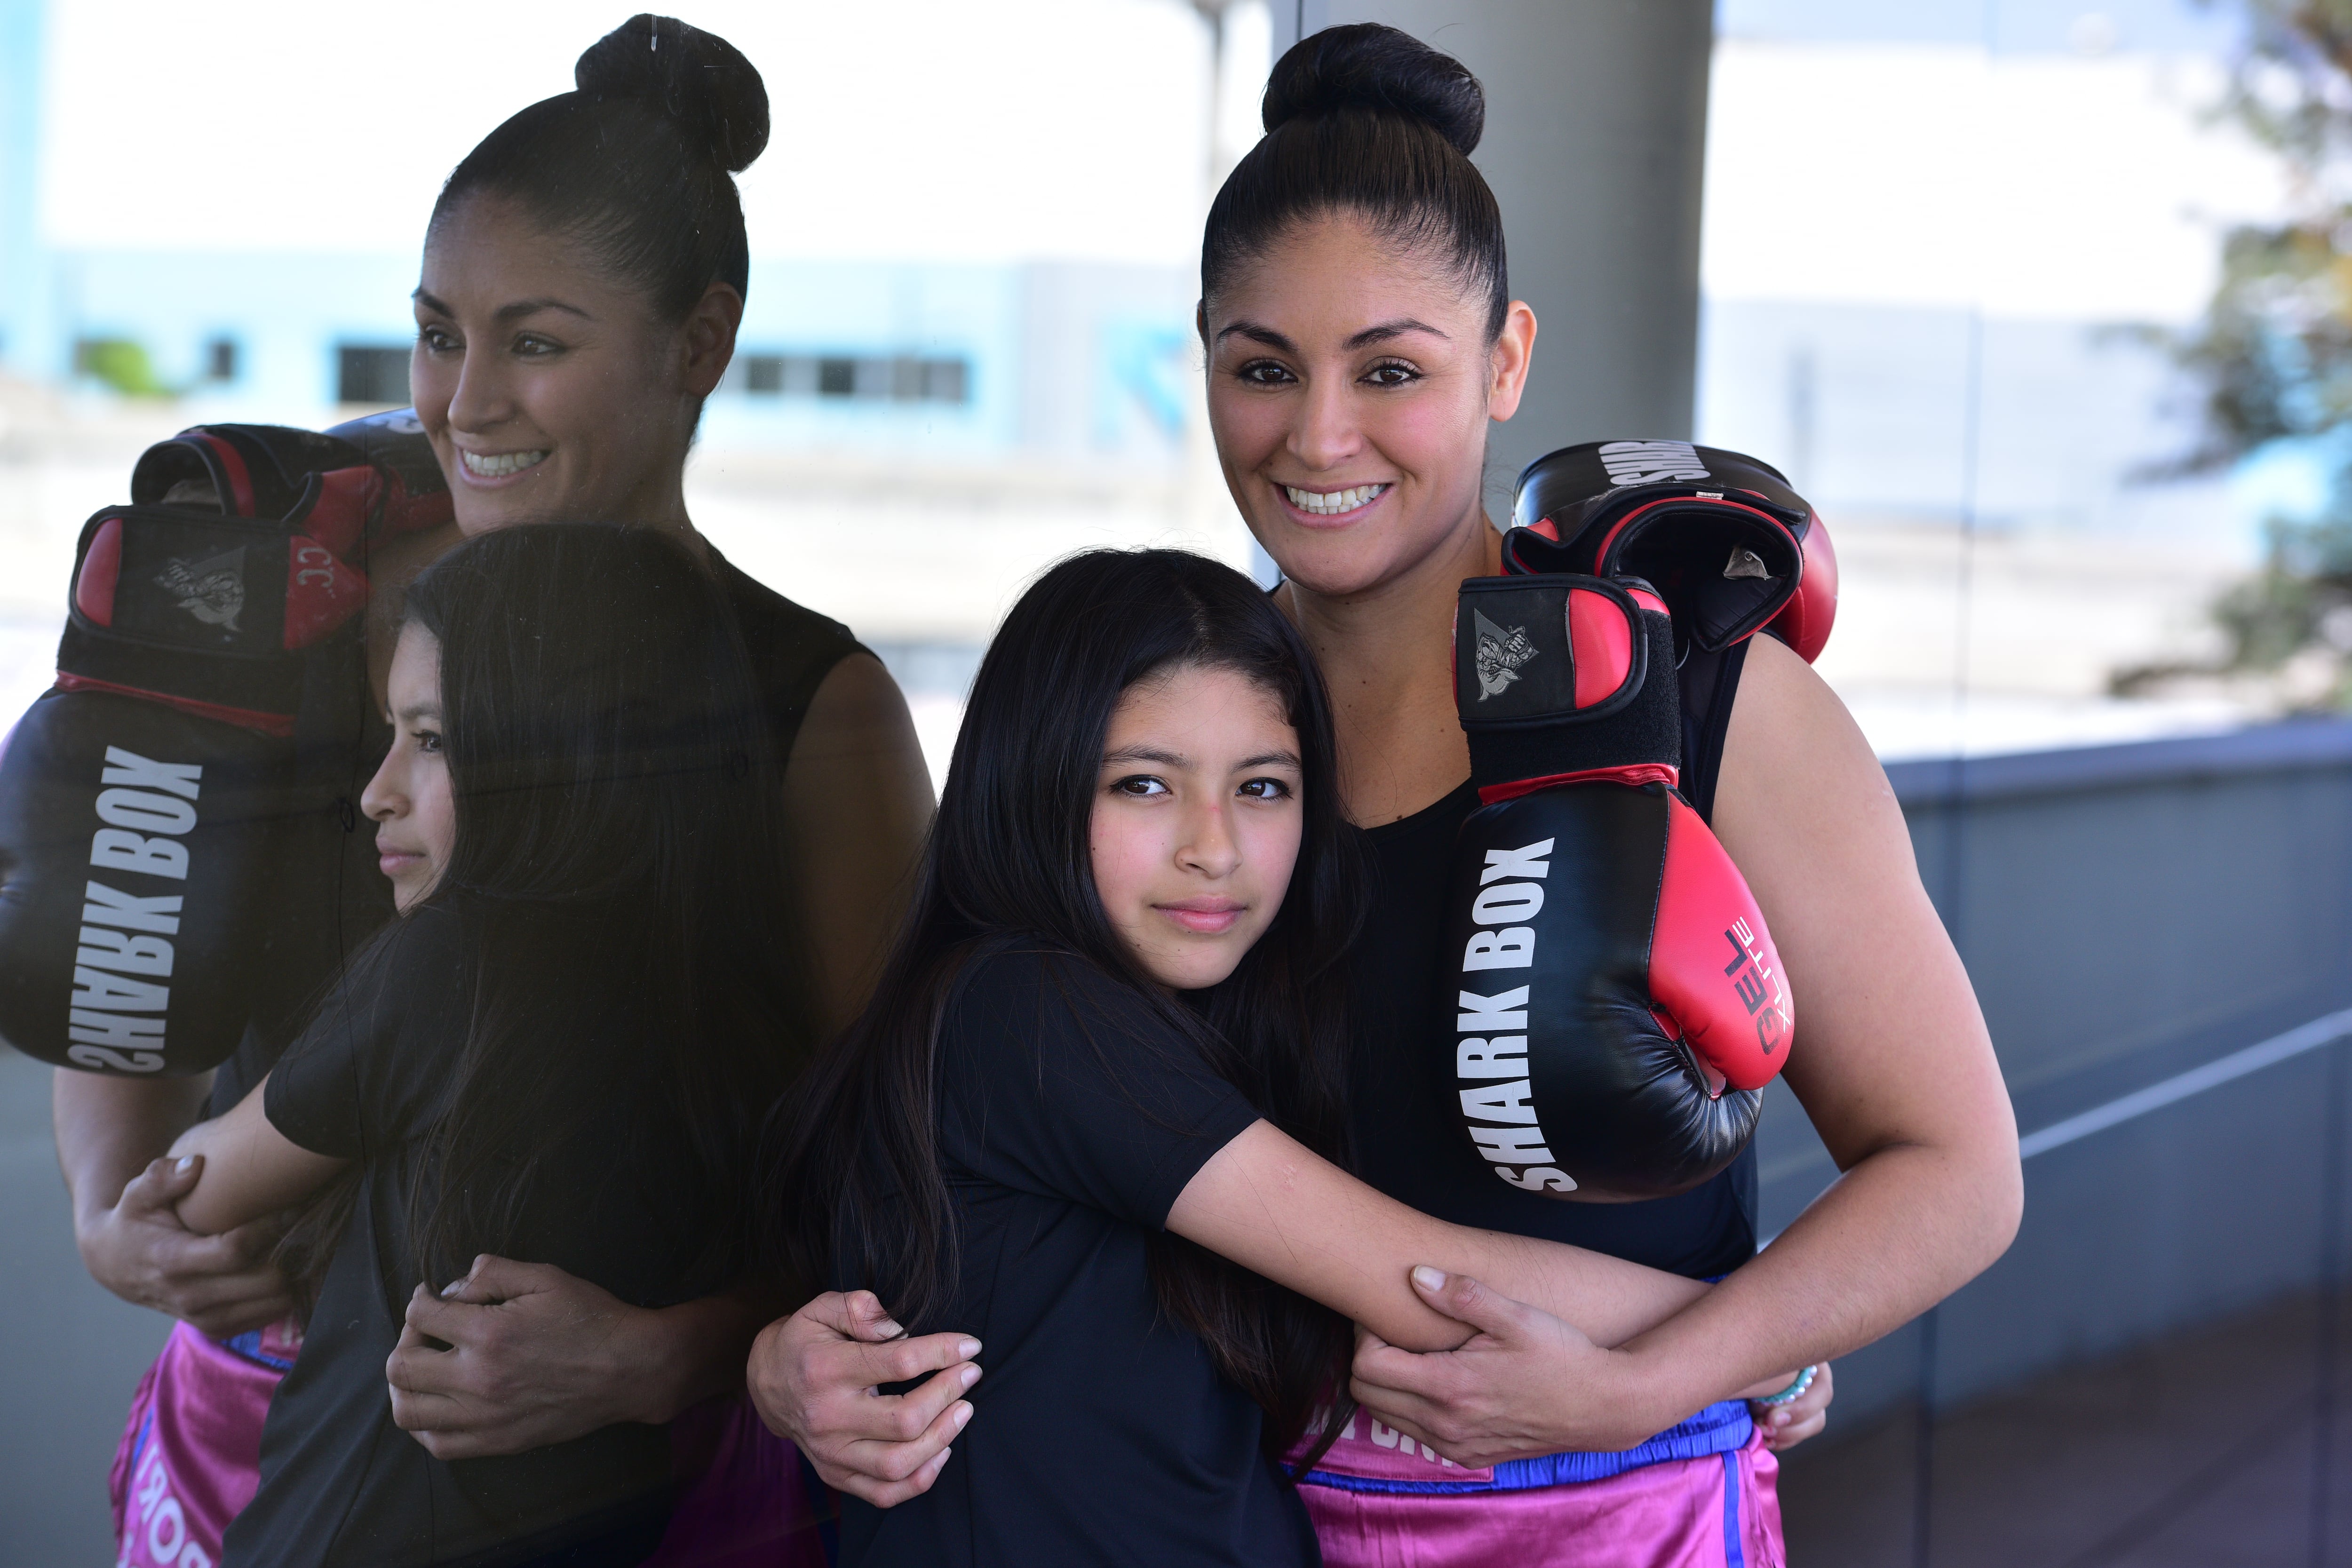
left=1473, top=609, right=1539, bottom=700
left=153, top=550, right=246, bottom=632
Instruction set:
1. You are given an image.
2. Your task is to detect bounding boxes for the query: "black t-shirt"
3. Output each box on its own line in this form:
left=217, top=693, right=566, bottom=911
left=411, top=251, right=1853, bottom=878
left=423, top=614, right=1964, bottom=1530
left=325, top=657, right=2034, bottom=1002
left=1340, top=638, right=1759, bottom=1281
left=223, top=906, right=715, bottom=1568
left=837, top=943, right=1316, bottom=1568
left=208, top=548, right=860, bottom=1113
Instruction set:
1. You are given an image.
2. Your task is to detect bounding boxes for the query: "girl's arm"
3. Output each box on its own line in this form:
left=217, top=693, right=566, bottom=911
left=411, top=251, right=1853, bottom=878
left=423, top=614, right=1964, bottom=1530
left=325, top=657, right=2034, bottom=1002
left=1169, top=1120, right=1714, bottom=1354
left=168, top=1076, right=350, bottom=1236
left=1348, top=637, right=2023, bottom=1459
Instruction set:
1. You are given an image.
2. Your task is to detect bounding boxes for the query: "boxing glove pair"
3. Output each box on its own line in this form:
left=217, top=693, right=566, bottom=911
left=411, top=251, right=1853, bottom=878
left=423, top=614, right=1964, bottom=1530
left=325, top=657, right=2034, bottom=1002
left=0, top=415, right=452, bottom=1075
left=1440, top=440, right=1830, bottom=1202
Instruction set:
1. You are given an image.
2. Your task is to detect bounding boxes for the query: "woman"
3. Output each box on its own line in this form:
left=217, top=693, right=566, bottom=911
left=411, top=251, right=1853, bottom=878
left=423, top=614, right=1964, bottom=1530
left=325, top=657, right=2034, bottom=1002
left=771, top=549, right=1807, bottom=1566
left=72, top=16, right=944, bottom=1565
left=758, top=23, right=2020, bottom=1565
left=174, top=524, right=812, bottom=1566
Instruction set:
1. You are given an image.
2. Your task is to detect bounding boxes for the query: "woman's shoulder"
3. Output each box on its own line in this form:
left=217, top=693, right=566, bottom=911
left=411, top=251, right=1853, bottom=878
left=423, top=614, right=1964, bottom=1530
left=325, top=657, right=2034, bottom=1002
left=709, top=551, right=862, bottom=662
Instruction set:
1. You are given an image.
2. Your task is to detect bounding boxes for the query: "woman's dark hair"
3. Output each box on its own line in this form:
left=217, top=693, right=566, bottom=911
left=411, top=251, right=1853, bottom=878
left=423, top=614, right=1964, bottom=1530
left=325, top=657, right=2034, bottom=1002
left=769, top=549, right=1366, bottom=1463
left=1202, top=23, right=1507, bottom=341
left=395, top=525, right=810, bottom=1292
left=432, top=14, right=768, bottom=319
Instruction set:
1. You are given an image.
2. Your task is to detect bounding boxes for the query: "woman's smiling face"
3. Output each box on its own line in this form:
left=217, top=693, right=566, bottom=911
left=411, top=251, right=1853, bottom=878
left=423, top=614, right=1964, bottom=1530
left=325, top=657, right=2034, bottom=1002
left=1202, top=211, right=1534, bottom=600
left=409, top=193, right=734, bottom=537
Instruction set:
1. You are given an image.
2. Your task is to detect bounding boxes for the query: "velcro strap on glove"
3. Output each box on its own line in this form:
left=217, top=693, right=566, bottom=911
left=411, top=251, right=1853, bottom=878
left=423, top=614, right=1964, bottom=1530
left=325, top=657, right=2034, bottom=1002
left=1510, top=439, right=1828, bottom=656
left=58, top=503, right=368, bottom=733
left=1454, top=574, right=1680, bottom=795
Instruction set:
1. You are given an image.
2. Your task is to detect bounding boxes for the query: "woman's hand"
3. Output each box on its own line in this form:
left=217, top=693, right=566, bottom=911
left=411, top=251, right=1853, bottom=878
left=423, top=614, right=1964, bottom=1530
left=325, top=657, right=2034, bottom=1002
left=385, top=1255, right=765, bottom=1459
left=1749, top=1360, right=1833, bottom=1451
left=1346, top=1268, right=1673, bottom=1465
left=746, top=1290, right=981, bottom=1507
left=75, top=1154, right=294, bottom=1336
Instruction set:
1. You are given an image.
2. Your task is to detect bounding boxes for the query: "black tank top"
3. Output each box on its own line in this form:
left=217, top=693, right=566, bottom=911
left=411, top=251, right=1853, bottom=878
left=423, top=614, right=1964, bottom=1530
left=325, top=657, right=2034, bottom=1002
left=1342, top=637, right=1758, bottom=1279
left=210, top=549, right=862, bottom=1114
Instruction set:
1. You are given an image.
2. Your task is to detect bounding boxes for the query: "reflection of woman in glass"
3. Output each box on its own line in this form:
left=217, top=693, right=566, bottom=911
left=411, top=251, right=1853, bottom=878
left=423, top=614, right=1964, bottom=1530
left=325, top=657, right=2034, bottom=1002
left=171, top=525, right=814, bottom=1567
left=70, top=16, right=935, bottom=1565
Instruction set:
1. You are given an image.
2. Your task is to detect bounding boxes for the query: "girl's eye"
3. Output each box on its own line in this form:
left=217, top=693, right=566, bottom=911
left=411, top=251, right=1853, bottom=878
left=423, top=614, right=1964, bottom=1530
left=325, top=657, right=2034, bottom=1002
left=1235, top=359, right=1296, bottom=387
left=1238, top=777, right=1291, bottom=801
left=1362, top=361, right=1419, bottom=389
left=414, top=729, right=444, bottom=756
left=1112, top=774, right=1170, bottom=798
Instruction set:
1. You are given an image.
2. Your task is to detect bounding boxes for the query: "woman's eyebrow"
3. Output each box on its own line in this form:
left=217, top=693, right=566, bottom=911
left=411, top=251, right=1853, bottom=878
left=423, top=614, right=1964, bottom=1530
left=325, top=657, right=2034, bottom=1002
left=1213, top=320, right=1296, bottom=352
left=1344, top=318, right=1446, bottom=350
left=408, top=287, right=592, bottom=324
left=1237, top=750, right=1303, bottom=770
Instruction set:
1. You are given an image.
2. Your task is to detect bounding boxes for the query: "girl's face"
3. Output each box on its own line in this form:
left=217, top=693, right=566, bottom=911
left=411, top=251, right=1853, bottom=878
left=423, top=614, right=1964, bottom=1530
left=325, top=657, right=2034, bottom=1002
left=410, top=193, right=739, bottom=536
left=1091, top=663, right=1305, bottom=993
left=362, top=623, right=457, bottom=912
left=1202, top=212, right=1535, bottom=599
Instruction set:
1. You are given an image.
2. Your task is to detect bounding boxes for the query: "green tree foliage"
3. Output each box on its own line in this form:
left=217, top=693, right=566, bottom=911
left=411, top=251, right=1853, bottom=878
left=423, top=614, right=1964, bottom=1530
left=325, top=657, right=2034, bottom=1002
left=2166, top=2, right=2352, bottom=698
left=73, top=338, right=172, bottom=398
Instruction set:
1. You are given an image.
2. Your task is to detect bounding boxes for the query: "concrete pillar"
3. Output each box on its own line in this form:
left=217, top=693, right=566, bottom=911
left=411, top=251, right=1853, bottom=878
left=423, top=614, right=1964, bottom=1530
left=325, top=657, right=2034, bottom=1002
left=1267, top=0, right=1714, bottom=505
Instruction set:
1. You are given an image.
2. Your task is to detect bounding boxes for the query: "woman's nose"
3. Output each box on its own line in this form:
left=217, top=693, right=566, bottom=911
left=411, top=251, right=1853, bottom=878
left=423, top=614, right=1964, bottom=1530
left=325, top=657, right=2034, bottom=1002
left=445, top=344, right=511, bottom=433
left=1287, top=373, right=1362, bottom=472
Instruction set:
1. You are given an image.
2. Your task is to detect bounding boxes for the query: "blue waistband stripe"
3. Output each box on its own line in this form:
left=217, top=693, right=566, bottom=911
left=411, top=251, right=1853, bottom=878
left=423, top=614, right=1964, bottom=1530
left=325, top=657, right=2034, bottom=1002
left=1302, top=1401, right=1755, bottom=1494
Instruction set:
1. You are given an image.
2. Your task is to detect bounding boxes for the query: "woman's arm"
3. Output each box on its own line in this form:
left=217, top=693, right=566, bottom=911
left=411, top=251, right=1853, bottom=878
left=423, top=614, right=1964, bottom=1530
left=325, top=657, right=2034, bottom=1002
left=53, top=1068, right=297, bottom=1332
left=1169, top=1120, right=1713, bottom=1353
left=1349, top=637, right=2023, bottom=1457
left=167, top=1076, right=350, bottom=1236
left=779, top=653, right=935, bottom=1035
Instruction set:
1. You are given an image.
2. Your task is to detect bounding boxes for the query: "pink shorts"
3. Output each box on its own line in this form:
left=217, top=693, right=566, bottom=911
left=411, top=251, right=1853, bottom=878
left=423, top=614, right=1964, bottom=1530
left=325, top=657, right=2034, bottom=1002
left=1298, top=1411, right=1784, bottom=1568
left=110, top=1318, right=829, bottom=1567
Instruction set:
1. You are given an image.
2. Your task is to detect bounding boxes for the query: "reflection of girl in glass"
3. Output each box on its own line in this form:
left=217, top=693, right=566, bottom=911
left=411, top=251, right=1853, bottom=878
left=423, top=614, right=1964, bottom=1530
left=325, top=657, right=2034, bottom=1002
left=168, top=525, right=812, bottom=1566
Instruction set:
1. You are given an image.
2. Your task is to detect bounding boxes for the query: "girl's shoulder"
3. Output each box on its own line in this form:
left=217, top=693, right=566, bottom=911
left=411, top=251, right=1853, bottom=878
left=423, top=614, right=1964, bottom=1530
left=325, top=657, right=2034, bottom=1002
left=945, top=937, right=1173, bottom=1056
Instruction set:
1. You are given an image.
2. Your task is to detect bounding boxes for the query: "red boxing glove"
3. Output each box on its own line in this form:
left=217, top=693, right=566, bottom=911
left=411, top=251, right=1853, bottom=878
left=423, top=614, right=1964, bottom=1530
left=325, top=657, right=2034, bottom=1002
left=1443, top=569, right=1794, bottom=1201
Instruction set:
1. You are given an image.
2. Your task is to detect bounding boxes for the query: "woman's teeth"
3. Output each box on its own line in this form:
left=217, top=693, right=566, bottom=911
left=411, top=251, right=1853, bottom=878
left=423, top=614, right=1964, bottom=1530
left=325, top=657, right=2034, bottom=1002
left=461, top=449, right=548, bottom=479
left=1284, top=484, right=1388, bottom=516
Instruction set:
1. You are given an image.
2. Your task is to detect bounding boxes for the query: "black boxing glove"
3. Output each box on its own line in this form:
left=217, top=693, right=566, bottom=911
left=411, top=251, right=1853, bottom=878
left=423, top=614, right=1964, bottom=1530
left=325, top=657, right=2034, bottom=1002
left=1441, top=569, right=1794, bottom=1201
left=0, top=415, right=446, bottom=1075
left=1510, top=439, right=1839, bottom=662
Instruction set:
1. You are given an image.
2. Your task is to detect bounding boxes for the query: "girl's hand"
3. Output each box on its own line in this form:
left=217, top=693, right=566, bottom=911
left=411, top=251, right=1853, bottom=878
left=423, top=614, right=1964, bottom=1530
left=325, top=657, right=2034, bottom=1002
left=76, top=1154, right=293, bottom=1336
left=1347, top=1268, right=1672, bottom=1465
left=1749, top=1360, right=1833, bottom=1451
left=745, top=1290, right=981, bottom=1507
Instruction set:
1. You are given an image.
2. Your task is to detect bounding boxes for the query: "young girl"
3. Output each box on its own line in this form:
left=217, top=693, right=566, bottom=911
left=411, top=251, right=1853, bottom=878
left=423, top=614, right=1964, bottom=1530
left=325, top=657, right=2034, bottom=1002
left=772, top=549, right=1801, bottom=1567
left=163, top=525, right=818, bottom=1567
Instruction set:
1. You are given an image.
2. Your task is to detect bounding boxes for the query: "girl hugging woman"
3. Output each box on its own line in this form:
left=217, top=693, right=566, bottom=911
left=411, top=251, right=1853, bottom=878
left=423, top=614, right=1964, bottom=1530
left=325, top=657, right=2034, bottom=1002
left=163, top=524, right=814, bottom=1568
left=770, top=549, right=1809, bottom=1568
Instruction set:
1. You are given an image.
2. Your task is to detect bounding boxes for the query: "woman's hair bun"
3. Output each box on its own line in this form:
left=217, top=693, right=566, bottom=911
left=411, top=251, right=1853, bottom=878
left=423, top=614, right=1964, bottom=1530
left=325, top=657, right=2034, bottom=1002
left=575, top=14, right=770, bottom=174
left=1262, top=22, right=1483, bottom=156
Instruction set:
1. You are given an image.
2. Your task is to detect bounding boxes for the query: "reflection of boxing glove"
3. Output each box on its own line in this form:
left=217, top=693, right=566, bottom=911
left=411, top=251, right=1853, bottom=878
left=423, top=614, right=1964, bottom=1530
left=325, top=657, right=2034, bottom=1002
left=0, top=414, right=445, bottom=1074
left=1510, top=439, right=1838, bottom=662
left=1442, top=570, right=1793, bottom=1202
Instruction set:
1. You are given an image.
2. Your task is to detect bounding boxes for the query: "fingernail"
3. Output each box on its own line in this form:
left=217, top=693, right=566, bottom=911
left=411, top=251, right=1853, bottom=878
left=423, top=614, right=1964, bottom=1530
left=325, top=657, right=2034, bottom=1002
left=959, top=1364, right=980, bottom=1390
left=1411, top=1266, right=1447, bottom=1292
left=876, top=1319, right=905, bottom=1338
left=174, top=1155, right=195, bottom=1173
left=952, top=1402, right=973, bottom=1431
left=440, top=1279, right=463, bottom=1297
left=957, top=1338, right=982, bottom=1359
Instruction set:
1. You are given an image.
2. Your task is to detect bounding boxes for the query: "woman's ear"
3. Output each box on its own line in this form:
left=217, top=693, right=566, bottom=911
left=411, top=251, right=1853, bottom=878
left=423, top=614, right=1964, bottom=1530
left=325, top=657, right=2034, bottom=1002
left=680, top=282, right=746, bottom=399
left=1486, top=301, right=1538, bottom=423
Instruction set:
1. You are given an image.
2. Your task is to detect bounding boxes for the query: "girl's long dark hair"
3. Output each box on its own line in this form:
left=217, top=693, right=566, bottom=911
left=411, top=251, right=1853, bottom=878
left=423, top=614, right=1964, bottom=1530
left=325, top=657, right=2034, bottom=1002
left=768, top=549, right=1365, bottom=1460
left=396, top=525, right=810, bottom=1293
